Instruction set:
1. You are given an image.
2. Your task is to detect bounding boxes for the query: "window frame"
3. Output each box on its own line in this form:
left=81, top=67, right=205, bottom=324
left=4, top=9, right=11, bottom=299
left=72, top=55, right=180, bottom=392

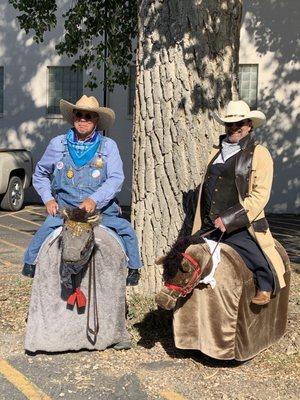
left=0, top=66, right=4, bottom=117
left=46, top=66, right=83, bottom=117
left=238, top=63, right=259, bottom=110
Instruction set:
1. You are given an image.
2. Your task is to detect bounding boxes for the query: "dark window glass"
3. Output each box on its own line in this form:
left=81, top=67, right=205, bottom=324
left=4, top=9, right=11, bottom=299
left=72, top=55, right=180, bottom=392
left=47, top=66, right=83, bottom=114
left=239, top=64, right=258, bottom=109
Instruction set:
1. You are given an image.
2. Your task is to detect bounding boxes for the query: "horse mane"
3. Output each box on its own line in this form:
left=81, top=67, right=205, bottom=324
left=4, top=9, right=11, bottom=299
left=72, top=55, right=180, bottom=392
left=61, top=207, right=100, bottom=223
left=66, top=207, right=90, bottom=222
left=162, top=235, right=204, bottom=281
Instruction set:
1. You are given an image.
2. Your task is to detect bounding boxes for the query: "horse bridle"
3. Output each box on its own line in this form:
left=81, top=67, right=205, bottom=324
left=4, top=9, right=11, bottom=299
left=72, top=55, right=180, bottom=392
left=87, top=253, right=99, bottom=343
left=61, top=209, right=100, bottom=341
left=164, top=229, right=224, bottom=297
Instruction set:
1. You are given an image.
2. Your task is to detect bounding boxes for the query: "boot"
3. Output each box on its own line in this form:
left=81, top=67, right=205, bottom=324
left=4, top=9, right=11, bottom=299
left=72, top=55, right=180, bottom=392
left=22, top=263, right=36, bottom=278
left=251, top=290, right=271, bottom=305
left=126, top=268, right=140, bottom=286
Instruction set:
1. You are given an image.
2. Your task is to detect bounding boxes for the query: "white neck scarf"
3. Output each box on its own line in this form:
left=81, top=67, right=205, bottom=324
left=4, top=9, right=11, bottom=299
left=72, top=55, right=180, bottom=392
left=213, top=137, right=241, bottom=164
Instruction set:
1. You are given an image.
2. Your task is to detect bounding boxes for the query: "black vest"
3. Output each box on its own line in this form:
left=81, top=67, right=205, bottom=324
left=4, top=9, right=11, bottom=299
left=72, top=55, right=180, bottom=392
left=201, top=152, right=240, bottom=228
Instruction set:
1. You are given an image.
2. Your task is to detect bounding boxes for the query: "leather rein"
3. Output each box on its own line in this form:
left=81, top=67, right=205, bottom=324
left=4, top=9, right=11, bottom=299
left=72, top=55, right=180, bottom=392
left=87, top=253, right=99, bottom=342
left=165, top=229, right=224, bottom=297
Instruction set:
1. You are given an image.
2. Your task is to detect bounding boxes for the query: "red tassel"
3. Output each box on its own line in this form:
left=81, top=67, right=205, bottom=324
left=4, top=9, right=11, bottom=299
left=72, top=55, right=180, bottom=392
left=67, top=288, right=87, bottom=308
left=76, top=288, right=87, bottom=308
left=67, top=291, right=77, bottom=306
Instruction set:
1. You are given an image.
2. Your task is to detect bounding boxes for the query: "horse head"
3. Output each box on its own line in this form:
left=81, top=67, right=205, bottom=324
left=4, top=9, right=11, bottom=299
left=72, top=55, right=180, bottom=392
left=155, top=236, right=212, bottom=310
left=60, top=207, right=101, bottom=267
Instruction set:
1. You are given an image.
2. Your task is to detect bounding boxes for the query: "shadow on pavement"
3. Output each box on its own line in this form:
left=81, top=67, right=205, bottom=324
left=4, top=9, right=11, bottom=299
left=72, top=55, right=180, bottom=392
left=134, top=307, right=249, bottom=368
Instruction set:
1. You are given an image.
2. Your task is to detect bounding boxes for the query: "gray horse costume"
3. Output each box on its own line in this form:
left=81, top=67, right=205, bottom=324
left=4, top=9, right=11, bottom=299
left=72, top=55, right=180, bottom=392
left=25, top=225, right=130, bottom=352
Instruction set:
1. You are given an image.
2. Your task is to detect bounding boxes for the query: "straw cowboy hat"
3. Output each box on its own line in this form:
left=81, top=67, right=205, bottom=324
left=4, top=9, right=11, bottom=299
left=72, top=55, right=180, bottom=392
left=213, top=100, right=266, bottom=128
left=60, top=95, right=115, bottom=130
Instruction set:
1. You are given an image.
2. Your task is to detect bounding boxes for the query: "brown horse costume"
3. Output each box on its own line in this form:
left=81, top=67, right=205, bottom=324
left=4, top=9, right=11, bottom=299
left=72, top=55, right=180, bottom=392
left=156, top=237, right=290, bottom=361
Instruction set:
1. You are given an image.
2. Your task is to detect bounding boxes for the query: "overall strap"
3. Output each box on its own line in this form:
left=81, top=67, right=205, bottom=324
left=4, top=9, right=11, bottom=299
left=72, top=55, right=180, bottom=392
left=62, top=134, right=69, bottom=156
left=97, top=134, right=106, bottom=155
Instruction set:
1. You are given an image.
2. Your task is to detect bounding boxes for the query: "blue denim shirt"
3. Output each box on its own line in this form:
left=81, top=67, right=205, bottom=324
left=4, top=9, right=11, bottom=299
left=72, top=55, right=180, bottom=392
left=33, top=132, right=124, bottom=209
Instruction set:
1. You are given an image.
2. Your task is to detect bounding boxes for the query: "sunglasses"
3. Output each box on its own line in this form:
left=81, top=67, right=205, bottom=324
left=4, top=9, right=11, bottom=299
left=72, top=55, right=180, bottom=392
left=73, top=111, right=97, bottom=121
left=225, top=120, right=248, bottom=128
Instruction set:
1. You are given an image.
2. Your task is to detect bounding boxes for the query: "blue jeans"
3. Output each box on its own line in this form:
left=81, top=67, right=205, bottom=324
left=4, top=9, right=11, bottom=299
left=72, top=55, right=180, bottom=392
left=24, top=212, right=141, bottom=270
left=24, top=215, right=62, bottom=265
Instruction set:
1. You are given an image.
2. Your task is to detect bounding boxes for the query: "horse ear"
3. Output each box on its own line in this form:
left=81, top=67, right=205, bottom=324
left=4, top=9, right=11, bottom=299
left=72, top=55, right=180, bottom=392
left=60, top=207, right=70, bottom=220
left=87, top=213, right=101, bottom=227
left=155, top=255, right=166, bottom=265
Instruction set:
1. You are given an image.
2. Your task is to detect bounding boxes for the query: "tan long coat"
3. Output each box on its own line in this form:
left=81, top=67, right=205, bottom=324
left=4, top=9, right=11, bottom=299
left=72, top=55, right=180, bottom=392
left=192, top=143, right=286, bottom=290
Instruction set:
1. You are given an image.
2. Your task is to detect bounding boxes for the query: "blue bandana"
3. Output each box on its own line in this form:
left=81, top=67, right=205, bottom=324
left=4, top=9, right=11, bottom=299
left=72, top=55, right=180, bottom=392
left=66, top=129, right=101, bottom=167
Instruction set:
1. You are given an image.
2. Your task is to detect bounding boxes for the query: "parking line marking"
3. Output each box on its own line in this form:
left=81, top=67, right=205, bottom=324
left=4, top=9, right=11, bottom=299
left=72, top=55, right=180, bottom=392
left=10, top=214, right=42, bottom=227
left=160, top=390, right=187, bottom=400
left=0, top=208, right=31, bottom=218
left=26, top=208, right=47, bottom=218
left=0, top=238, right=26, bottom=251
left=269, top=220, right=300, bottom=228
left=268, top=215, right=300, bottom=223
left=0, top=223, right=33, bottom=237
left=269, top=224, right=300, bottom=234
left=272, top=232, right=294, bottom=238
left=0, top=359, right=52, bottom=399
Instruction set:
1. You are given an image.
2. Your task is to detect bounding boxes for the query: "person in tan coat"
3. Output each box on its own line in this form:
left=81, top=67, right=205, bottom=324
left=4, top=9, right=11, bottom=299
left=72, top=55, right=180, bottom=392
left=191, top=100, right=286, bottom=305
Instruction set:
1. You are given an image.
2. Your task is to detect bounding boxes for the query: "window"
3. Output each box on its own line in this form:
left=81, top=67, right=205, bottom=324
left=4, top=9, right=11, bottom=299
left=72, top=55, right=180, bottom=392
left=47, top=66, right=83, bottom=114
left=239, top=64, right=258, bottom=109
left=128, top=65, right=136, bottom=116
left=0, top=66, right=4, bottom=114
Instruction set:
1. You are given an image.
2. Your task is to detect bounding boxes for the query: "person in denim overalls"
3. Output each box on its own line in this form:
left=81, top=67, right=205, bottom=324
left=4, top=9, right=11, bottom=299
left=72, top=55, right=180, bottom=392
left=23, top=95, right=141, bottom=286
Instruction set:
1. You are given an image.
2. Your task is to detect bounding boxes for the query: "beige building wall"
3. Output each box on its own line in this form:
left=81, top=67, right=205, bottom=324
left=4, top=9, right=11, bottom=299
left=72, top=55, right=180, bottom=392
left=0, top=0, right=133, bottom=205
left=239, top=0, right=299, bottom=213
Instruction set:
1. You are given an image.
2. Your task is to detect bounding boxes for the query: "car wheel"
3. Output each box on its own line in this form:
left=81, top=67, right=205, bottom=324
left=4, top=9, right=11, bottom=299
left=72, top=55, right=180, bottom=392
left=0, top=176, right=24, bottom=211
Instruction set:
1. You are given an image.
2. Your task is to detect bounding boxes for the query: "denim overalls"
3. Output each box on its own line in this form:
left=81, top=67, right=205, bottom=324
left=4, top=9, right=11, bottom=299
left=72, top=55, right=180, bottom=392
left=24, top=136, right=141, bottom=269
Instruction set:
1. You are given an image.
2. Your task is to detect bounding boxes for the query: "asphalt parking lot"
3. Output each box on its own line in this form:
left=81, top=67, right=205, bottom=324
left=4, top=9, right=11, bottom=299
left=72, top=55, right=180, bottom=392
left=0, top=205, right=47, bottom=267
left=0, top=205, right=299, bottom=400
left=0, top=205, right=299, bottom=267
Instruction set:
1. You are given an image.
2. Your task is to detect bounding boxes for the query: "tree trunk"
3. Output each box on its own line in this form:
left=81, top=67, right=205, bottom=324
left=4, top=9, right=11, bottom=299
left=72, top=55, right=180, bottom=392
left=132, top=0, right=243, bottom=295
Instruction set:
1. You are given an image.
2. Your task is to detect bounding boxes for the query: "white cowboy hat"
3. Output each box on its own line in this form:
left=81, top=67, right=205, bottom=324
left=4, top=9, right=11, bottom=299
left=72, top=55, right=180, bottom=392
left=213, top=100, right=266, bottom=128
left=60, top=95, right=115, bottom=130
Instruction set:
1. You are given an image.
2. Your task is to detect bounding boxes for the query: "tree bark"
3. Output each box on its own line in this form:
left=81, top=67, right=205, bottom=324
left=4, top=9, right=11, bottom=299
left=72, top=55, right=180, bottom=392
left=132, top=0, right=243, bottom=295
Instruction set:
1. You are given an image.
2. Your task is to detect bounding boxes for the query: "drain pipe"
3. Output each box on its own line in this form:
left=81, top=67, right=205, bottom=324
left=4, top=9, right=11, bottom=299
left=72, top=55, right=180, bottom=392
left=103, top=7, right=108, bottom=136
